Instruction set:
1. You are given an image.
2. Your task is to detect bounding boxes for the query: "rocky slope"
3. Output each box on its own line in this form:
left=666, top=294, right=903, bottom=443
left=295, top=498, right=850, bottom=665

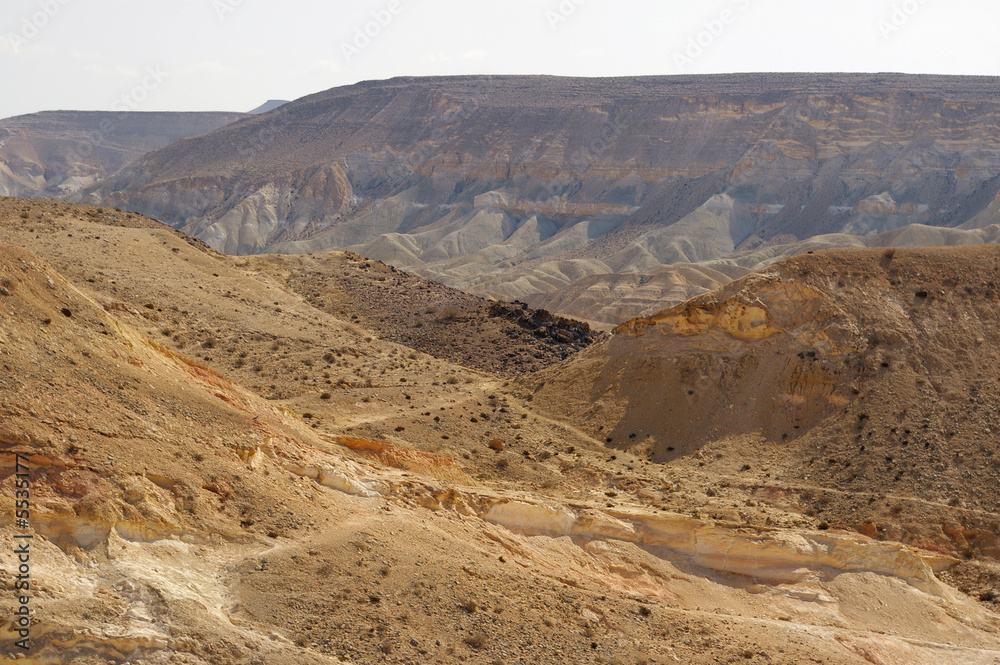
left=527, top=245, right=1000, bottom=572
left=248, top=250, right=600, bottom=376
left=81, top=74, right=1000, bottom=323
left=3, top=197, right=1000, bottom=663
left=0, top=111, right=245, bottom=198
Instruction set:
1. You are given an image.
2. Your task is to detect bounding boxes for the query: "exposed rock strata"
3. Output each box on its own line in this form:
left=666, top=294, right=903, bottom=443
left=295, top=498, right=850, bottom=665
left=79, top=74, right=1000, bottom=323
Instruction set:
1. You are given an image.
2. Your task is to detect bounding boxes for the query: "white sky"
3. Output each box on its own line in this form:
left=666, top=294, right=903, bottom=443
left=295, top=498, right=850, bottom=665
left=1, top=0, right=998, bottom=118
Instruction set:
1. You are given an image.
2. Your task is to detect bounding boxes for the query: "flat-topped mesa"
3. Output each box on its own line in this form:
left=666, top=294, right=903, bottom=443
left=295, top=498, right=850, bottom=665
left=0, top=110, right=246, bottom=198
left=66, top=74, right=1000, bottom=323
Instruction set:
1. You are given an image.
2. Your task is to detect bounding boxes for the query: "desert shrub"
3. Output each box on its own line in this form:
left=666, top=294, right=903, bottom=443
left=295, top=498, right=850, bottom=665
left=436, top=306, right=461, bottom=322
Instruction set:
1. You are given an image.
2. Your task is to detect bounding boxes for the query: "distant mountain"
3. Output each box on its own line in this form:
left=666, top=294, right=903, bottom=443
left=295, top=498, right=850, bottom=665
left=248, top=99, right=290, bottom=114
left=80, top=74, right=1000, bottom=321
left=0, top=110, right=246, bottom=198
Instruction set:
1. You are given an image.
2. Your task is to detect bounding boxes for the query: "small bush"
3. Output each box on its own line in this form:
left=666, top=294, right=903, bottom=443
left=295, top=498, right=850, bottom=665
left=437, top=306, right=461, bottom=322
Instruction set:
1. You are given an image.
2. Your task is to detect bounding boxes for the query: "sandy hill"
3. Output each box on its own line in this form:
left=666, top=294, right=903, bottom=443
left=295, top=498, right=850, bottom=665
left=0, top=110, right=246, bottom=198
left=1, top=197, right=1000, bottom=664
left=72, top=73, right=1000, bottom=324
left=528, top=245, right=1000, bottom=590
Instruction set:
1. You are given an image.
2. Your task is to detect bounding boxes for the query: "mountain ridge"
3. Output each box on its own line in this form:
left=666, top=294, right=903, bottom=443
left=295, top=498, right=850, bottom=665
left=76, top=73, right=1000, bottom=324
left=0, top=110, right=247, bottom=199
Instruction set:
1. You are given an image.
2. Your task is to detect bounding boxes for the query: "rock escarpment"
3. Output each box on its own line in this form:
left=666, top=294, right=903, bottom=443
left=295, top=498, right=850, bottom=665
left=0, top=111, right=246, bottom=198
left=81, top=74, right=1000, bottom=322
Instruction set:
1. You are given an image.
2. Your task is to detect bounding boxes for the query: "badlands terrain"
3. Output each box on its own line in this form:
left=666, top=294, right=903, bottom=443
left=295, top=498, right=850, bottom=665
left=1, top=197, right=1000, bottom=664
left=62, top=73, right=1000, bottom=323
left=0, top=111, right=246, bottom=199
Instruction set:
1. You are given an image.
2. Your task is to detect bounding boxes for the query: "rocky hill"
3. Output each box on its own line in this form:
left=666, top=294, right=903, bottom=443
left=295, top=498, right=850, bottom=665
left=248, top=251, right=600, bottom=376
left=528, top=245, right=1000, bottom=583
left=0, top=110, right=246, bottom=198
left=1, top=197, right=1000, bottom=664
left=80, top=74, right=1000, bottom=323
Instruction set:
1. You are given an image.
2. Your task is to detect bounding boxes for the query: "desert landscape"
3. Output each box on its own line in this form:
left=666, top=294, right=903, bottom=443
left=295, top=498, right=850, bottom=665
left=79, top=74, right=1000, bottom=325
left=2, top=190, right=1000, bottom=663
left=1, top=46, right=1000, bottom=665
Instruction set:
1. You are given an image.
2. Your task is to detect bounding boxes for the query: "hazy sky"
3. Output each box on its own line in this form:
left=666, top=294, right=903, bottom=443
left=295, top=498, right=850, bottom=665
left=2, top=0, right=998, bottom=118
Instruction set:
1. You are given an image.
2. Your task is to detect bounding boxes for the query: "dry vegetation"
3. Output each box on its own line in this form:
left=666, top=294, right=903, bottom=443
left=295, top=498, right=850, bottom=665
left=249, top=251, right=599, bottom=377
left=0, top=198, right=999, bottom=664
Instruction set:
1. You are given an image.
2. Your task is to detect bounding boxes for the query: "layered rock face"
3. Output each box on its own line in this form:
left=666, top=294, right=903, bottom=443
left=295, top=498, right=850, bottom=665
left=83, top=74, right=1000, bottom=321
left=528, top=246, right=1000, bottom=558
left=0, top=111, right=245, bottom=198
